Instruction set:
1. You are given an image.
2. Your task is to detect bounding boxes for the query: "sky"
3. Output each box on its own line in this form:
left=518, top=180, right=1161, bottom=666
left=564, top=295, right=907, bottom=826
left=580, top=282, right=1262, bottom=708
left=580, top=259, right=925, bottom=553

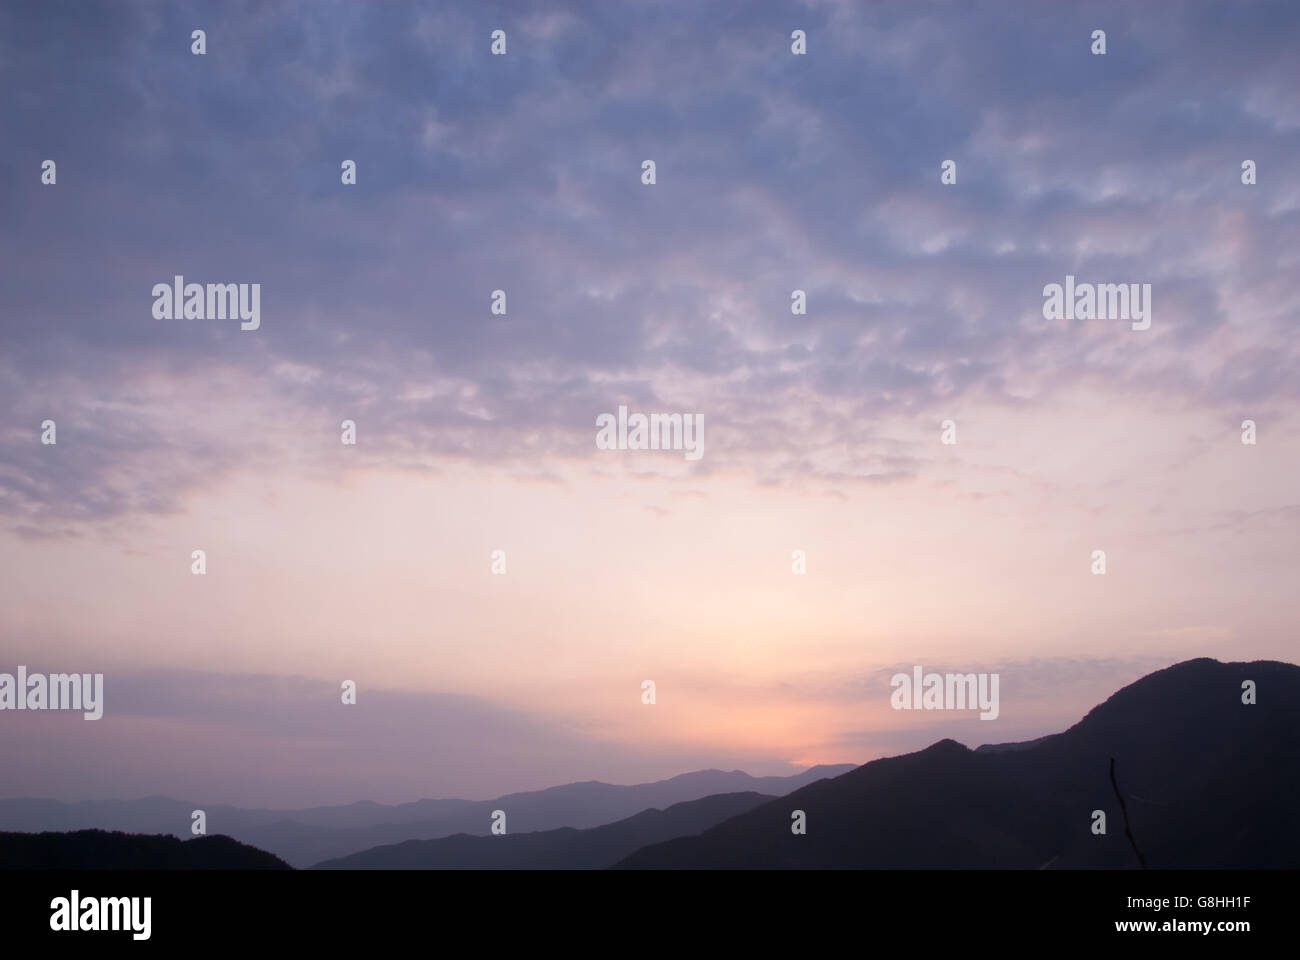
left=1, top=0, right=1297, bottom=807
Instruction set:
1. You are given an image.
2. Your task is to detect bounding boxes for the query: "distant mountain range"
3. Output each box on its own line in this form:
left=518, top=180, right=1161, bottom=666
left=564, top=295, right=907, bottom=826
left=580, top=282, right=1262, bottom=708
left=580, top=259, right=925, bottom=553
left=618, top=658, right=1300, bottom=868
left=0, top=830, right=290, bottom=869
left=4, top=659, right=1295, bottom=870
left=0, top=765, right=854, bottom=868
left=313, top=792, right=774, bottom=869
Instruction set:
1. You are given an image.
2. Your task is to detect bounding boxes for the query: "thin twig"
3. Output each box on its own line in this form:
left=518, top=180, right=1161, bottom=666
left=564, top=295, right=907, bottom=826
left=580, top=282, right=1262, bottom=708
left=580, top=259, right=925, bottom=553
left=1109, top=757, right=1148, bottom=869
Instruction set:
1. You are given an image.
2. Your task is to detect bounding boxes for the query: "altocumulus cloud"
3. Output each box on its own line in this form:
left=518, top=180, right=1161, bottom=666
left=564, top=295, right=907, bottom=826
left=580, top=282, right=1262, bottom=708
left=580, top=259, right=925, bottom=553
left=1, top=0, right=1297, bottom=529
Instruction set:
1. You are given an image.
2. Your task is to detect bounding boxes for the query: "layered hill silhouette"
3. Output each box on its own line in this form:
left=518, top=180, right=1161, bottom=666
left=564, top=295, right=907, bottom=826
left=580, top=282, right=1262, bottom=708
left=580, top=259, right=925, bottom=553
left=0, top=765, right=853, bottom=868
left=313, top=791, right=773, bottom=869
left=617, top=659, right=1300, bottom=868
left=0, top=830, right=291, bottom=869
left=6, top=660, right=1292, bottom=870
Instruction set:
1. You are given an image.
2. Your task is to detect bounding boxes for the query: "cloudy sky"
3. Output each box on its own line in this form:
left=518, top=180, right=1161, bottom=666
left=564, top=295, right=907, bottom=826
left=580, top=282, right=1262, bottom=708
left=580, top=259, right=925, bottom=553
left=1, top=0, right=1297, bottom=807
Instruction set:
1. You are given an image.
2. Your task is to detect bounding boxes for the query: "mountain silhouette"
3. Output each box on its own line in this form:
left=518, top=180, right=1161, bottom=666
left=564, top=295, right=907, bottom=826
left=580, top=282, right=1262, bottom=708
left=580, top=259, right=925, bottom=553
left=617, top=659, right=1300, bottom=868
left=0, top=829, right=291, bottom=869
left=312, top=791, right=775, bottom=869
left=0, top=765, right=853, bottom=868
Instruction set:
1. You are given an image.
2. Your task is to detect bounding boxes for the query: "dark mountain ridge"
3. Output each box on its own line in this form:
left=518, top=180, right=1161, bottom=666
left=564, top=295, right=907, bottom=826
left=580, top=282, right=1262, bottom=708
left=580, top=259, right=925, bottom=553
left=618, top=659, right=1300, bottom=868
left=0, top=829, right=291, bottom=870
left=313, top=791, right=775, bottom=869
